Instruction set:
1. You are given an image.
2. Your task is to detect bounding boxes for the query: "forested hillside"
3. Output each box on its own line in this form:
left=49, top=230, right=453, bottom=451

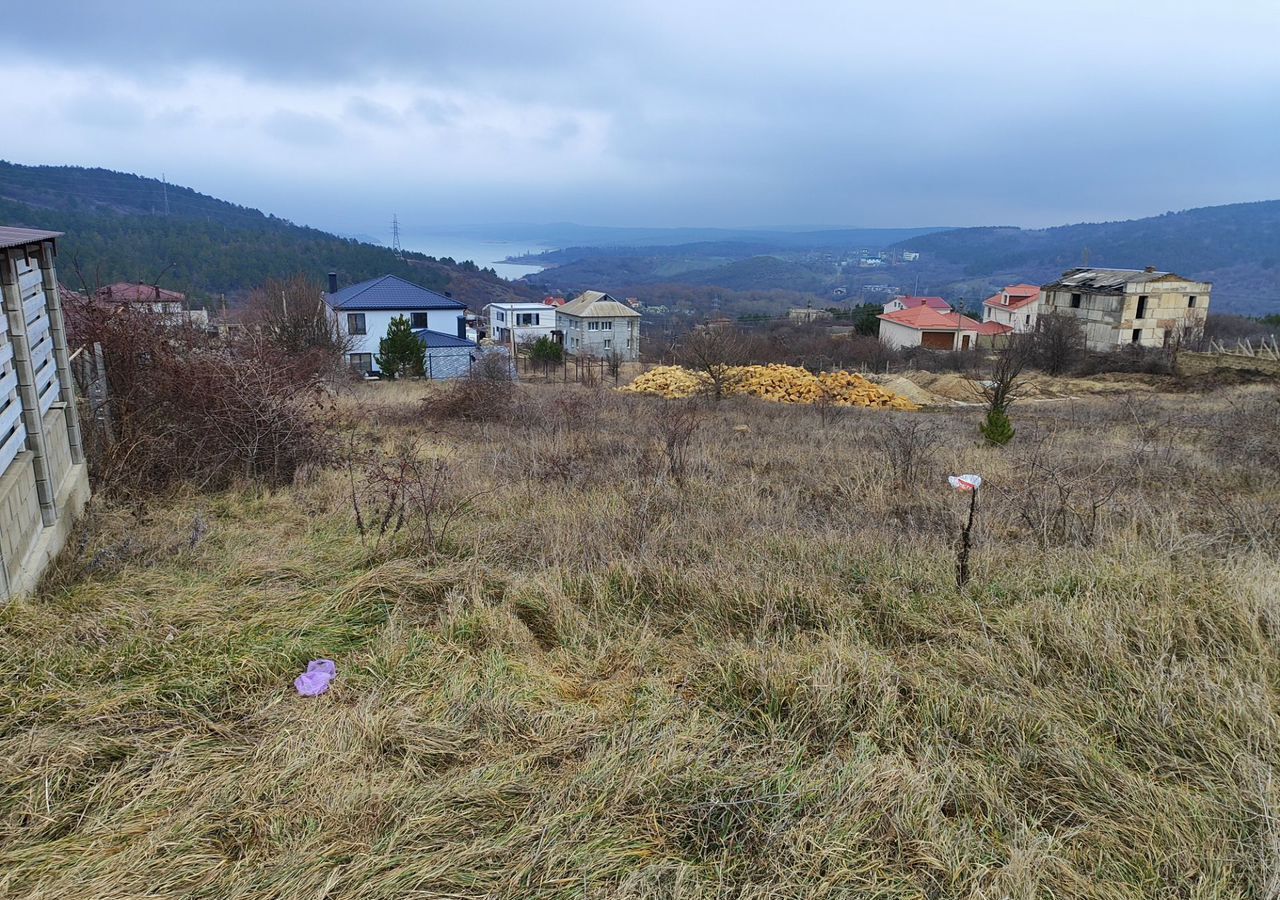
left=0, top=162, right=535, bottom=308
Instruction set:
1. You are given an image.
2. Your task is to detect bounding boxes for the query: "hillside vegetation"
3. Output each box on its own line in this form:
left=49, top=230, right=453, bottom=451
left=0, top=162, right=536, bottom=308
left=2, top=378, right=1278, bottom=897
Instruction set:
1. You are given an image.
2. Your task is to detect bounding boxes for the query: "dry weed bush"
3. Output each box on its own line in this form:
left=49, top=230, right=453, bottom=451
left=69, top=300, right=337, bottom=494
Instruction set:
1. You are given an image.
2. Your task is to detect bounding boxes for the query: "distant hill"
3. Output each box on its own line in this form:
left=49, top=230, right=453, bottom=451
left=889, top=201, right=1280, bottom=315
left=0, top=162, right=538, bottom=309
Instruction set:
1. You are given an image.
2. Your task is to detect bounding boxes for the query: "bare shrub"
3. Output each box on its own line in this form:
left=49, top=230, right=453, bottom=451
left=1002, top=438, right=1121, bottom=548
left=870, top=415, right=943, bottom=485
left=347, top=439, right=480, bottom=556
left=1213, top=390, right=1280, bottom=479
left=1031, top=312, right=1085, bottom=375
left=242, top=274, right=350, bottom=377
left=654, top=401, right=702, bottom=486
left=66, top=297, right=334, bottom=493
left=431, top=352, right=515, bottom=422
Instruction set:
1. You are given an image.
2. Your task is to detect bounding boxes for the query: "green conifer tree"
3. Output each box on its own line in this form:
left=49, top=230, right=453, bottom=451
left=980, top=406, right=1015, bottom=446
left=376, top=315, right=425, bottom=379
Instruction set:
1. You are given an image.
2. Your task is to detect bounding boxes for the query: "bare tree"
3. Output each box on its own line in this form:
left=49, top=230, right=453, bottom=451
left=1030, top=311, right=1085, bottom=375
left=975, top=335, right=1033, bottom=445
left=676, top=325, right=748, bottom=401
left=244, top=274, right=350, bottom=374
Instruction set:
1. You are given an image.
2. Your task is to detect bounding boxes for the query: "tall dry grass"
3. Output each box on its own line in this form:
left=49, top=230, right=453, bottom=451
left=2, top=378, right=1278, bottom=898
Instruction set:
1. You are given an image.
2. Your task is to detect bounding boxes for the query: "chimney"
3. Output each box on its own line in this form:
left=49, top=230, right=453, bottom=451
left=444, top=290, right=452, bottom=299
left=327, top=272, right=338, bottom=294
left=457, top=315, right=466, bottom=340
left=1144, top=266, right=1155, bottom=273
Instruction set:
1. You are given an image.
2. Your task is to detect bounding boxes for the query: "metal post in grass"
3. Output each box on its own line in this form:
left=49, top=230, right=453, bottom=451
left=949, top=474, right=982, bottom=587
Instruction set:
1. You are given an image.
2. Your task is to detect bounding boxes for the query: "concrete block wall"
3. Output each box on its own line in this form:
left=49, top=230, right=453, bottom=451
left=0, top=451, right=41, bottom=592
left=0, top=236, right=90, bottom=601
left=42, top=404, right=71, bottom=492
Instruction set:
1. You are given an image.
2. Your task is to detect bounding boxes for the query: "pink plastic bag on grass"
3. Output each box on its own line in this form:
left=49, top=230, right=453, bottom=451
left=294, top=659, right=336, bottom=696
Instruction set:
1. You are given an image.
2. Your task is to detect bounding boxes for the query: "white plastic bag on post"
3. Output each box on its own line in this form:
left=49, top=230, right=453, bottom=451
left=948, top=474, right=982, bottom=492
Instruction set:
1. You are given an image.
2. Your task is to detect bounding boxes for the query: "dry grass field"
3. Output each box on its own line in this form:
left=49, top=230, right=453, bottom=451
left=2, top=375, right=1279, bottom=898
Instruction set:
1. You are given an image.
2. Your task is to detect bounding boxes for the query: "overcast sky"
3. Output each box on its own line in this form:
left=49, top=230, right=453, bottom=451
left=2, top=1, right=1277, bottom=236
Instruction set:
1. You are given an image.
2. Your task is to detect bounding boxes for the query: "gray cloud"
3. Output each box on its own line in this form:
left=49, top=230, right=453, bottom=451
left=2, top=0, right=1277, bottom=230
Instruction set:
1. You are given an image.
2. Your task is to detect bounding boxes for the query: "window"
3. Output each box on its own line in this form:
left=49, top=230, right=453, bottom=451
left=495, top=310, right=506, bottom=323
left=517, top=312, right=539, bottom=326
left=1025, top=314, right=1031, bottom=325
left=348, top=352, right=373, bottom=373
left=601, top=320, right=612, bottom=330
left=588, top=321, right=600, bottom=331
left=411, top=312, right=430, bottom=329
left=603, top=338, right=612, bottom=350
left=1188, top=296, right=1197, bottom=308
left=346, top=313, right=366, bottom=335
left=1135, top=295, right=1148, bottom=319
left=1132, top=328, right=1142, bottom=344
left=1070, top=293, right=1082, bottom=309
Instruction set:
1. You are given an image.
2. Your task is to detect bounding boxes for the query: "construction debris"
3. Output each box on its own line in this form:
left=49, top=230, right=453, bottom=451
left=622, top=364, right=920, bottom=410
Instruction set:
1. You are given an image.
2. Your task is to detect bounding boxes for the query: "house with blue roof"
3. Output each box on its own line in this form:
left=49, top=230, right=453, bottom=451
left=324, top=273, right=477, bottom=377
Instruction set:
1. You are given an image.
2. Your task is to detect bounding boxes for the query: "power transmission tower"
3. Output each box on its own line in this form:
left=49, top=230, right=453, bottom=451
left=391, top=214, right=402, bottom=258
left=161, top=173, right=170, bottom=216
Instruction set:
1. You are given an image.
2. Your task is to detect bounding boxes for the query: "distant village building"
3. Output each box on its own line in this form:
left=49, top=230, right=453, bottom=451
left=882, top=295, right=951, bottom=315
left=901, top=251, right=921, bottom=262
left=95, top=282, right=208, bottom=327
left=1040, top=267, right=1211, bottom=351
left=877, top=305, right=1011, bottom=350
left=981, top=284, right=1041, bottom=333
left=554, top=290, right=641, bottom=360
left=324, top=273, right=473, bottom=376
left=788, top=307, right=833, bottom=323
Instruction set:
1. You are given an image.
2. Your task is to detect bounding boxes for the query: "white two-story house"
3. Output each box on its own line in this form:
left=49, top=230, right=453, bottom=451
left=324, top=273, right=469, bottom=375
left=488, top=300, right=557, bottom=347
left=981, top=284, right=1041, bottom=333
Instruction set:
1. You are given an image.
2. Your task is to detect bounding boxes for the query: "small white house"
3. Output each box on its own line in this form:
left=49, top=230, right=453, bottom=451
left=488, top=300, right=557, bottom=347
left=324, top=273, right=469, bottom=375
left=982, top=284, right=1041, bottom=333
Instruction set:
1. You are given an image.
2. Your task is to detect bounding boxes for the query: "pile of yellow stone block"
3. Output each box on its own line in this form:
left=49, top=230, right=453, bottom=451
left=621, top=364, right=919, bottom=410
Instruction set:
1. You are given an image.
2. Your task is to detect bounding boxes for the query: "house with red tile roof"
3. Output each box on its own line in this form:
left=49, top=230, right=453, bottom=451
left=92, top=282, right=208, bottom=327
left=878, top=305, right=1011, bottom=351
left=882, top=295, right=951, bottom=314
left=982, top=284, right=1041, bottom=333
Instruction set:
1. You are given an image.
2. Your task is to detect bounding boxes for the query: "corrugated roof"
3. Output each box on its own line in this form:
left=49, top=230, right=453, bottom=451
left=1041, top=267, right=1198, bottom=294
left=558, top=289, right=641, bottom=318
left=0, top=226, right=62, bottom=250
left=325, top=275, right=465, bottom=311
left=413, top=328, right=477, bottom=349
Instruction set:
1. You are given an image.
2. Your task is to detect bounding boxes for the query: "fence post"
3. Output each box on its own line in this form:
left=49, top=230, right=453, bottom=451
left=37, top=241, right=84, bottom=464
